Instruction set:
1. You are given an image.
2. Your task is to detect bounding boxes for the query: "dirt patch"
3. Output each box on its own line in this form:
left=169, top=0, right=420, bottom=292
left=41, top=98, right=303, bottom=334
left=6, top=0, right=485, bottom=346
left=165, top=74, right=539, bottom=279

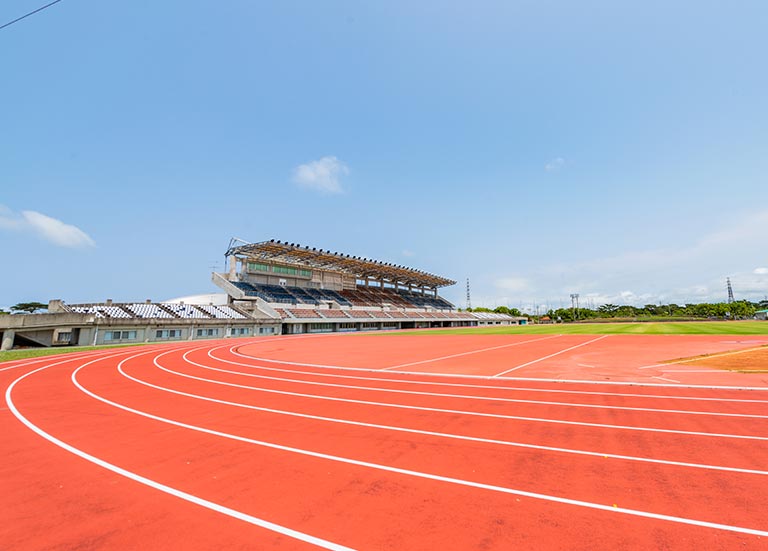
left=663, top=345, right=768, bottom=372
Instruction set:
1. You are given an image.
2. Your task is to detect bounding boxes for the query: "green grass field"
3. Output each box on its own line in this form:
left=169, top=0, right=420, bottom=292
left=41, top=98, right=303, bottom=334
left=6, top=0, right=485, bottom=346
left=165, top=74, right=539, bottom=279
left=0, top=344, right=143, bottom=364
left=420, top=321, right=768, bottom=335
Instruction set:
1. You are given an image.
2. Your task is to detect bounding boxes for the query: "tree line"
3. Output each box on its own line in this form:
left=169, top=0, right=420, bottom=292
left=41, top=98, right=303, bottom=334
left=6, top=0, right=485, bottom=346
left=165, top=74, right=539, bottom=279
left=463, top=300, right=768, bottom=322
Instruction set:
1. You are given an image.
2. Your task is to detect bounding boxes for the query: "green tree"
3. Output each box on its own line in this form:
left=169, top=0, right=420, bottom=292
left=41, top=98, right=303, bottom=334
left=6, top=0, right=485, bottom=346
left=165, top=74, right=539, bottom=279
left=597, top=304, right=619, bottom=317
left=0, top=308, right=8, bottom=315
left=10, top=302, right=48, bottom=314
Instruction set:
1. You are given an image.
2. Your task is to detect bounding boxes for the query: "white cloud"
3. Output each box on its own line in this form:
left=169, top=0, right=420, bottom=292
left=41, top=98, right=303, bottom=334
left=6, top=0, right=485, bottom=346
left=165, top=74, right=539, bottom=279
left=292, top=156, right=349, bottom=194
left=486, top=208, right=768, bottom=306
left=545, top=157, right=565, bottom=172
left=0, top=205, right=95, bottom=248
left=0, top=204, right=21, bottom=230
left=402, top=249, right=415, bottom=257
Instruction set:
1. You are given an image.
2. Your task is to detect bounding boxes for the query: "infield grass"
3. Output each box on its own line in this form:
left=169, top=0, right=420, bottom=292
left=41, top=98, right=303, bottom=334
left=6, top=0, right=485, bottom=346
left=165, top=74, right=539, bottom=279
left=416, top=321, right=768, bottom=335
left=0, top=344, right=144, bottom=364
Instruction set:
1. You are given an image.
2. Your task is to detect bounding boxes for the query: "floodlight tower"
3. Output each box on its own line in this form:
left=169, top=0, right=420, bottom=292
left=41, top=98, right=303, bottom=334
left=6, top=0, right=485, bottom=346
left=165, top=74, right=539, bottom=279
left=570, top=293, right=580, bottom=321
left=727, top=278, right=735, bottom=304
left=466, top=278, right=472, bottom=310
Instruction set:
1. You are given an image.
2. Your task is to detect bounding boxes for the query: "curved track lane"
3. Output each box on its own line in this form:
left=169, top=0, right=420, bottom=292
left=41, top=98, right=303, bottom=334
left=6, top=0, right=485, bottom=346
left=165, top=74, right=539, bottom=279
left=3, top=338, right=768, bottom=550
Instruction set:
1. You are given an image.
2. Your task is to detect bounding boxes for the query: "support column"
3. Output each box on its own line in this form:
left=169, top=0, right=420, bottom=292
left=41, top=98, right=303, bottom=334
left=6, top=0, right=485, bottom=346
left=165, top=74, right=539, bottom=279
left=1, top=330, right=15, bottom=351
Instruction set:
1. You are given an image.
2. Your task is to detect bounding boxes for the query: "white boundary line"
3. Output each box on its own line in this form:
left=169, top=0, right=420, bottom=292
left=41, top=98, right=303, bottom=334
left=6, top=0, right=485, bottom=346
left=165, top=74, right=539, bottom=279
left=380, top=334, right=564, bottom=370
left=218, top=346, right=768, bottom=403
left=4, top=351, right=353, bottom=551
left=62, top=351, right=768, bottom=539
left=103, top=351, right=768, bottom=476
left=234, top=342, right=768, bottom=390
left=0, top=349, right=109, bottom=372
left=492, top=335, right=612, bottom=377
left=638, top=345, right=768, bottom=370
left=143, top=349, right=768, bottom=441
left=168, top=350, right=768, bottom=420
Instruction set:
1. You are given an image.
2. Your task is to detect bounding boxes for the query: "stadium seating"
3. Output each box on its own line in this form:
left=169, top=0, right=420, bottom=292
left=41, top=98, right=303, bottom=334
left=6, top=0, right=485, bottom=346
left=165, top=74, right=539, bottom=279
left=287, top=309, right=322, bottom=318
left=70, top=305, right=133, bottom=319
left=123, top=304, right=175, bottom=319
left=162, top=303, right=208, bottom=319
left=318, top=310, right=350, bottom=319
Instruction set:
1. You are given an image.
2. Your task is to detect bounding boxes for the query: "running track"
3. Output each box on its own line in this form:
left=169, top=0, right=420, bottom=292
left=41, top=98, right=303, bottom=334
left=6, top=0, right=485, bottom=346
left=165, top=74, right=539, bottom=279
left=2, top=333, right=767, bottom=549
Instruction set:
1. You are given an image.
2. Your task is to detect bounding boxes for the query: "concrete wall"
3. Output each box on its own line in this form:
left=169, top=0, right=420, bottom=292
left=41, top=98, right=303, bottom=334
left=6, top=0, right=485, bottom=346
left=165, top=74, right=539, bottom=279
left=0, top=311, right=281, bottom=349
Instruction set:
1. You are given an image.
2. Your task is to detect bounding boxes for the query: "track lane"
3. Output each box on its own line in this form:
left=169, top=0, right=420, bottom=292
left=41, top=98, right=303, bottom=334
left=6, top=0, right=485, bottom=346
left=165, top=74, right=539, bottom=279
left=146, top=347, right=768, bottom=472
left=5, top=340, right=768, bottom=550
left=60, top=348, right=768, bottom=531
left=207, top=345, right=768, bottom=416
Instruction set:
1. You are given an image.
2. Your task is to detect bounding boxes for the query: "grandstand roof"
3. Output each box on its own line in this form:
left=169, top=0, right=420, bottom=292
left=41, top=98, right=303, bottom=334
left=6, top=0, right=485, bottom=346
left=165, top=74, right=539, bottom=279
left=226, top=239, right=456, bottom=288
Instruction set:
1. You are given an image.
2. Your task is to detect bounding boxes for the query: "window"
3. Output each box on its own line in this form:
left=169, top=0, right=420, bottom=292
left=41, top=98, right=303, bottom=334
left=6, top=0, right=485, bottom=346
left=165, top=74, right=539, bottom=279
left=229, top=327, right=250, bottom=336
left=258, top=327, right=274, bottom=335
left=247, top=262, right=271, bottom=273
left=56, top=332, right=72, bottom=342
left=105, top=330, right=137, bottom=341
left=299, top=269, right=312, bottom=278
left=196, top=328, right=219, bottom=337
left=155, top=329, right=182, bottom=339
left=273, top=265, right=298, bottom=276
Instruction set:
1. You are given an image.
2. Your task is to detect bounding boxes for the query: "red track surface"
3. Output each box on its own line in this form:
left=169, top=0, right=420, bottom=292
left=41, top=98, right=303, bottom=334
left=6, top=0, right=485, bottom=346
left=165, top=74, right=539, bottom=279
left=2, top=333, right=768, bottom=549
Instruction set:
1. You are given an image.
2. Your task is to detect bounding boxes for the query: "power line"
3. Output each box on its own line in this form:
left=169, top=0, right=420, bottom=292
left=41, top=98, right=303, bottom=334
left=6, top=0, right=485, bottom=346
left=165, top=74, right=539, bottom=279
left=0, top=0, right=63, bottom=32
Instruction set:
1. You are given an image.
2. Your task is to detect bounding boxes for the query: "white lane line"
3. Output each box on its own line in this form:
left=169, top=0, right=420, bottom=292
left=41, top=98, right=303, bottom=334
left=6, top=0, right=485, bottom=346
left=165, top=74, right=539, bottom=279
left=5, top=354, right=354, bottom=551
left=653, top=376, right=681, bottom=384
left=233, top=346, right=768, bottom=390
left=110, top=356, right=768, bottom=476
left=637, top=345, right=768, bottom=371
left=0, top=350, right=108, bottom=371
left=381, top=335, right=564, bottom=370
left=152, top=351, right=768, bottom=441
left=173, top=350, right=768, bottom=420
left=218, top=346, right=768, bottom=403
left=493, top=335, right=612, bottom=377
left=67, top=356, right=768, bottom=539
left=578, top=364, right=596, bottom=368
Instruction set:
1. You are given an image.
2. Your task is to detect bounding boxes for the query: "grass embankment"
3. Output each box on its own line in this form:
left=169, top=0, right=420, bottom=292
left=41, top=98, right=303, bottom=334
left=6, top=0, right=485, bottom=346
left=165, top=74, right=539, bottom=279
left=418, top=321, right=768, bottom=336
left=0, top=344, right=144, bottom=364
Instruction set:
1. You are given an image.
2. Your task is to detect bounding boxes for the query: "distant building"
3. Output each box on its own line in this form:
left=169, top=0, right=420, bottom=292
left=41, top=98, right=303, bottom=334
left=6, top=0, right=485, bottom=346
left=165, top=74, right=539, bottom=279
left=756, top=309, right=768, bottom=321
left=0, top=238, right=527, bottom=351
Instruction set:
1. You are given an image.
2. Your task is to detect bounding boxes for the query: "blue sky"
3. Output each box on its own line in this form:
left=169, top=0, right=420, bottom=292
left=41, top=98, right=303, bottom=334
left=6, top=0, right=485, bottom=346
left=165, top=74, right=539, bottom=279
left=2, top=1, right=767, bottom=312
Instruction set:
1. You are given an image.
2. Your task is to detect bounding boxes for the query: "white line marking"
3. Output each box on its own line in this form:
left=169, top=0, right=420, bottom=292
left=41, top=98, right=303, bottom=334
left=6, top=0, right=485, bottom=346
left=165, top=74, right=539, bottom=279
left=111, top=356, right=768, bottom=476
left=637, top=345, right=768, bottom=370
left=0, top=350, right=107, bottom=371
left=577, top=364, right=596, bottom=368
left=5, top=353, right=354, bottom=551
left=652, top=376, right=681, bottom=384
left=218, top=346, right=768, bottom=403
left=176, top=350, right=768, bottom=419
left=493, top=335, right=612, bottom=377
left=234, top=347, right=768, bottom=390
left=381, top=335, right=564, bottom=370
left=64, top=353, right=768, bottom=538
left=153, top=350, right=768, bottom=441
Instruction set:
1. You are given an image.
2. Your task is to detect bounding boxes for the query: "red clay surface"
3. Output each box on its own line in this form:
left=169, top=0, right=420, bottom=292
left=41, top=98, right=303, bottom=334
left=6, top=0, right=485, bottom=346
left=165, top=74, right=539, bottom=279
left=2, top=333, right=768, bottom=550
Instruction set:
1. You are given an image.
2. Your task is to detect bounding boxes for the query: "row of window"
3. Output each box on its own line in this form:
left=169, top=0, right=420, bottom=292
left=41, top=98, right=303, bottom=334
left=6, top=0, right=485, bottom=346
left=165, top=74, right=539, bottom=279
left=104, top=330, right=138, bottom=340
left=248, top=262, right=312, bottom=278
left=104, top=327, right=275, bottom=341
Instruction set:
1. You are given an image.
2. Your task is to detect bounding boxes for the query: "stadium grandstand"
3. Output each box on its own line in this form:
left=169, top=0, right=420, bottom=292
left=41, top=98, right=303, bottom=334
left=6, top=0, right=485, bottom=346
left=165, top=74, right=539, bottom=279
left=0, top=238, right=524, bottom=351
left=213, top=238, right=524, bottom=334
